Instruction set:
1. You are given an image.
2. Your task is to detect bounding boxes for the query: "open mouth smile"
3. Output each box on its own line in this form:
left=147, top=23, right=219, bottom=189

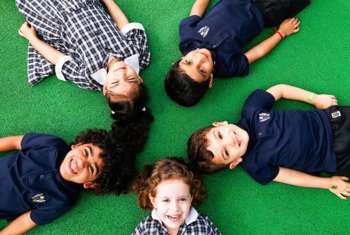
left=167, top=215, right=181, bottom=223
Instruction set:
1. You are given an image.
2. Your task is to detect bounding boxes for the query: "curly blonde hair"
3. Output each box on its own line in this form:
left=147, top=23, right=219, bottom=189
left=132, top=157, right=207, bottom=210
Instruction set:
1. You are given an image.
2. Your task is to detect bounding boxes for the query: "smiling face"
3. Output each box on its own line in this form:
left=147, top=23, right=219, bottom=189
left=179, top=48, right=214, bottom=85
left=59, top=143, right=104, bottom=188
left=206, top=122, right=249, bottom=169
left=103, top=61, right=143, bottom=97
left=149, top=179, right=192, bottom=234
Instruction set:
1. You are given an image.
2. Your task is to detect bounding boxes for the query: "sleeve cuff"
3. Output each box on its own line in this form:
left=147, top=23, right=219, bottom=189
left=120, top=22, right=145, bottom=36
left=55, top=56, right=73, bottom=82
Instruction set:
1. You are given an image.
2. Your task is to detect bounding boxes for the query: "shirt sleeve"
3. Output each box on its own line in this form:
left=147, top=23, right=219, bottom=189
left=219, top=53, right=250, bottom=77
left=132, top=217, right=150, bottom=235
left=201, top=214, right=222, bottom=235
left=30, top=203, right=70, bottom=225
left=120, top=23, right=151, bottom=71
left=242, top=89, right=276, bottom=115
left=60, top=58, right=102, bottom=91
left=27, top=45, right=55, bottom=85
left=179, top=15, right=201, bottom=39
left=21, top=133, right=65, bottom=150
left=242, top=163, right=280, bottom=185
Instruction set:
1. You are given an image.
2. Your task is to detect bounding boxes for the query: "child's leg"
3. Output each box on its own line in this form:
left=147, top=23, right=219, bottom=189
left=252, top=0, right=311, bottom=27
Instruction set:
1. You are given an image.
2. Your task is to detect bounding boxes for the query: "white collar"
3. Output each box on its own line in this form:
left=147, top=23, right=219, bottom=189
left=151, top=207, right=199, bottom=225
left=90, top=54, right=140, bottom=85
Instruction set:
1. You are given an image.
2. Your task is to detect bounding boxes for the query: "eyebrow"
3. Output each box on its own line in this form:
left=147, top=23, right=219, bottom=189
left=87, top=146, right=100, bottom=175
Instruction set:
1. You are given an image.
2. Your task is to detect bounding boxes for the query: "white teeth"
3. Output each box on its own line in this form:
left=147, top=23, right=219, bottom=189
left=71, top=161, right=77, bottom=173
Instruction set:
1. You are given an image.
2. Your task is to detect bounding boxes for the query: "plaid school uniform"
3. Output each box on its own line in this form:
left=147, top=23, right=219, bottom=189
left=16, top=0, right=150, bottom=90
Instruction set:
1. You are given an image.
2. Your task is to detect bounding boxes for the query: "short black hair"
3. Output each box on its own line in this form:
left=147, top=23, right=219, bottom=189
left=164, top=60, right=210, bottom=107
left=73, top=129, right=136, bottom=195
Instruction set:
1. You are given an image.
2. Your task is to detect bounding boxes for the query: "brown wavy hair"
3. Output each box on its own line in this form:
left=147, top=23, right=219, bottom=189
left=132, top=157, right=206, bottom=210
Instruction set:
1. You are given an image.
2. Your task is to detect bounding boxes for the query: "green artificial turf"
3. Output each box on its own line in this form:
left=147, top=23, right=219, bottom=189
left=1, top=0, right=350, bottom=234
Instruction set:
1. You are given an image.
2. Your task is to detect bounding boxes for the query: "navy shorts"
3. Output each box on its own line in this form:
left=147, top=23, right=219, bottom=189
left=252, top=0, right=311, bottom=26
left=325, top=106, right=350, bottom=177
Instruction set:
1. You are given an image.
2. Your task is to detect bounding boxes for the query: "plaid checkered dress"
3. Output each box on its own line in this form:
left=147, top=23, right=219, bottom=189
left=133, top=209, right=222, bottom=235
left=16, top=0, right=150, bottom=90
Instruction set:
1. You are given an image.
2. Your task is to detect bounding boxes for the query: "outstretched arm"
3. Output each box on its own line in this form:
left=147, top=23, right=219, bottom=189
left=0, top=135, right=23, bottom=152
left=100, top=0, right=129, bottom=30
left=267, top=84, right=338, bottom=109
left=245, top=18, right=300, bottom=64
left=190, top=0, right=210, bottom=17
left=274, top=167, right=350, bottom=200
left=18, top=22, right=65, bottom=65
left=0, top=211, right=37, bottom=235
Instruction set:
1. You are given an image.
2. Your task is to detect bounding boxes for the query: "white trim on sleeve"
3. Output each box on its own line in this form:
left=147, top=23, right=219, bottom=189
left=55, top=56, right=73, bottom=81
left=120, top=22, right=145, bottom=36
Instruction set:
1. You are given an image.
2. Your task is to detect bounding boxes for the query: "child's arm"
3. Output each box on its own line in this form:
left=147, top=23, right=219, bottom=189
left=189, top=0, right=210, bottom=17
left=18, top=22, right=65, bottom=65
left=100, top=0, right=129, bottom=30
left=274, top=167, right=350, bottom=200
left=245, top=18, right=300, bottom=64
left=0, top=136, right=23, bottom=152
left=267, top=84, right=338, bottom=109
left=0, top=211, right=37, bottom=234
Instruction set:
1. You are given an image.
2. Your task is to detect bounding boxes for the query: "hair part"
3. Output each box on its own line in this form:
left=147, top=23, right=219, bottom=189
left=164, top=60, right=210, bottom=107
left=73, top=129, right=136, bottom=195
left=187, top=126, right=226, bottom=174
left=132, top=157, right=206, bottom=210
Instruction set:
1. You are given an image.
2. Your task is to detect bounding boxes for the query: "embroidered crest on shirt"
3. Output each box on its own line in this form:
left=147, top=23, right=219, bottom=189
left=259, top=113, right=270, bottom=122
left=31, top=193, right=46, bottom=203
left=198, top=26, right=210, bottom=38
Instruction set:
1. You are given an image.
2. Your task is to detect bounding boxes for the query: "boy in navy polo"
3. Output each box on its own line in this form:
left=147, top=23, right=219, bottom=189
left=0, top=129, right=134, bottom=233
left=165, top=0, right=310, bottom=106
left=188, top=84, right=350, bottom=200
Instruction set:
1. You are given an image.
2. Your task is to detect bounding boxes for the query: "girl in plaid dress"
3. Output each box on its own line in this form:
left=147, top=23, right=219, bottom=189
left=132, top=158, right=221, bottom=235
left=16, top=0, right=152, bottom=121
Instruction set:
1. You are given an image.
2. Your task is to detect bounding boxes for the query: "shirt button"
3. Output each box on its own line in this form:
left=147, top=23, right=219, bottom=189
left=258, top=132, right=262, bottom=136
left=40, top=175, right=45, bottom=179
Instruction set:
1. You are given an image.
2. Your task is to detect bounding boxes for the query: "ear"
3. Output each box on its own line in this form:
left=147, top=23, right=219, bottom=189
left=208, top=74, right=213, bottom=88
left=149, top=194, right=156, bottom=209
left=212, top=121, right=228, bottom=127
left=229, top=158, right=242, bottom=170
left=102, top=84, right=107, bottom=96
left=83, top=182, right=98, bottom=189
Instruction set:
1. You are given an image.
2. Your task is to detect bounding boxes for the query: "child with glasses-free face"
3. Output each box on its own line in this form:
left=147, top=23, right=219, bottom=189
left=132, top=158, right=221, bottom=235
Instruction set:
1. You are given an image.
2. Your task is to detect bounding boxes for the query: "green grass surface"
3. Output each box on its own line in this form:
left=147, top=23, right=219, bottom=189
left=1, top=0, right=350, bottom=234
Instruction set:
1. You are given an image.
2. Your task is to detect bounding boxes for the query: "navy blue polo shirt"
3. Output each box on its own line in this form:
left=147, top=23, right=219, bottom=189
left=237, top=90, right=336, bottom=185
left=0, top=133, right=80, bottom=225
left=179, top=0, right=264, bottom=77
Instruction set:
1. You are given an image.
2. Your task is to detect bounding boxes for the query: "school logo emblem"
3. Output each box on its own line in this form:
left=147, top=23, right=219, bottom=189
left=31, top=193, right=46, bottom=203
left=259, top=113, right=270, bottom=122
left=198, top=26, right=209, bottom=38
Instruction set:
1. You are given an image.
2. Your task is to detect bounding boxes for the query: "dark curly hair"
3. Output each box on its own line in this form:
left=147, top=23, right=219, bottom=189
left=73, top=129, right=136, bottom=195
left=164, top=60, right=210, bottom=107
left=132, top=157, right=207, bottom=210
left=187, top=126, right=226, bottom=174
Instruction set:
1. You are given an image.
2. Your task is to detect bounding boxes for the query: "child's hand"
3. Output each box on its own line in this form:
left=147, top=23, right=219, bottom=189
left=313, top=94, right=338, bottom=109
left=277, top=18, right=300, bottom=37
left=18, top=22, right=37, bottom=41
left=328, top=176, right=350, bottom=200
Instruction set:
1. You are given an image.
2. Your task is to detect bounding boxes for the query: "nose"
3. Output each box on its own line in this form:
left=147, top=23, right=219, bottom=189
left=170, top=201, right=179, bottom=212
left=223, top=134, right=234, bottom=147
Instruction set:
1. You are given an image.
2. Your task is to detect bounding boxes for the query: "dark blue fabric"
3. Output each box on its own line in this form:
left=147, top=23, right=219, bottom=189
left=0, top=133, right=80, bottom=225
left=238, top=89, right=336, bottom=185
left=179, top=0, right=264, bottom=77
